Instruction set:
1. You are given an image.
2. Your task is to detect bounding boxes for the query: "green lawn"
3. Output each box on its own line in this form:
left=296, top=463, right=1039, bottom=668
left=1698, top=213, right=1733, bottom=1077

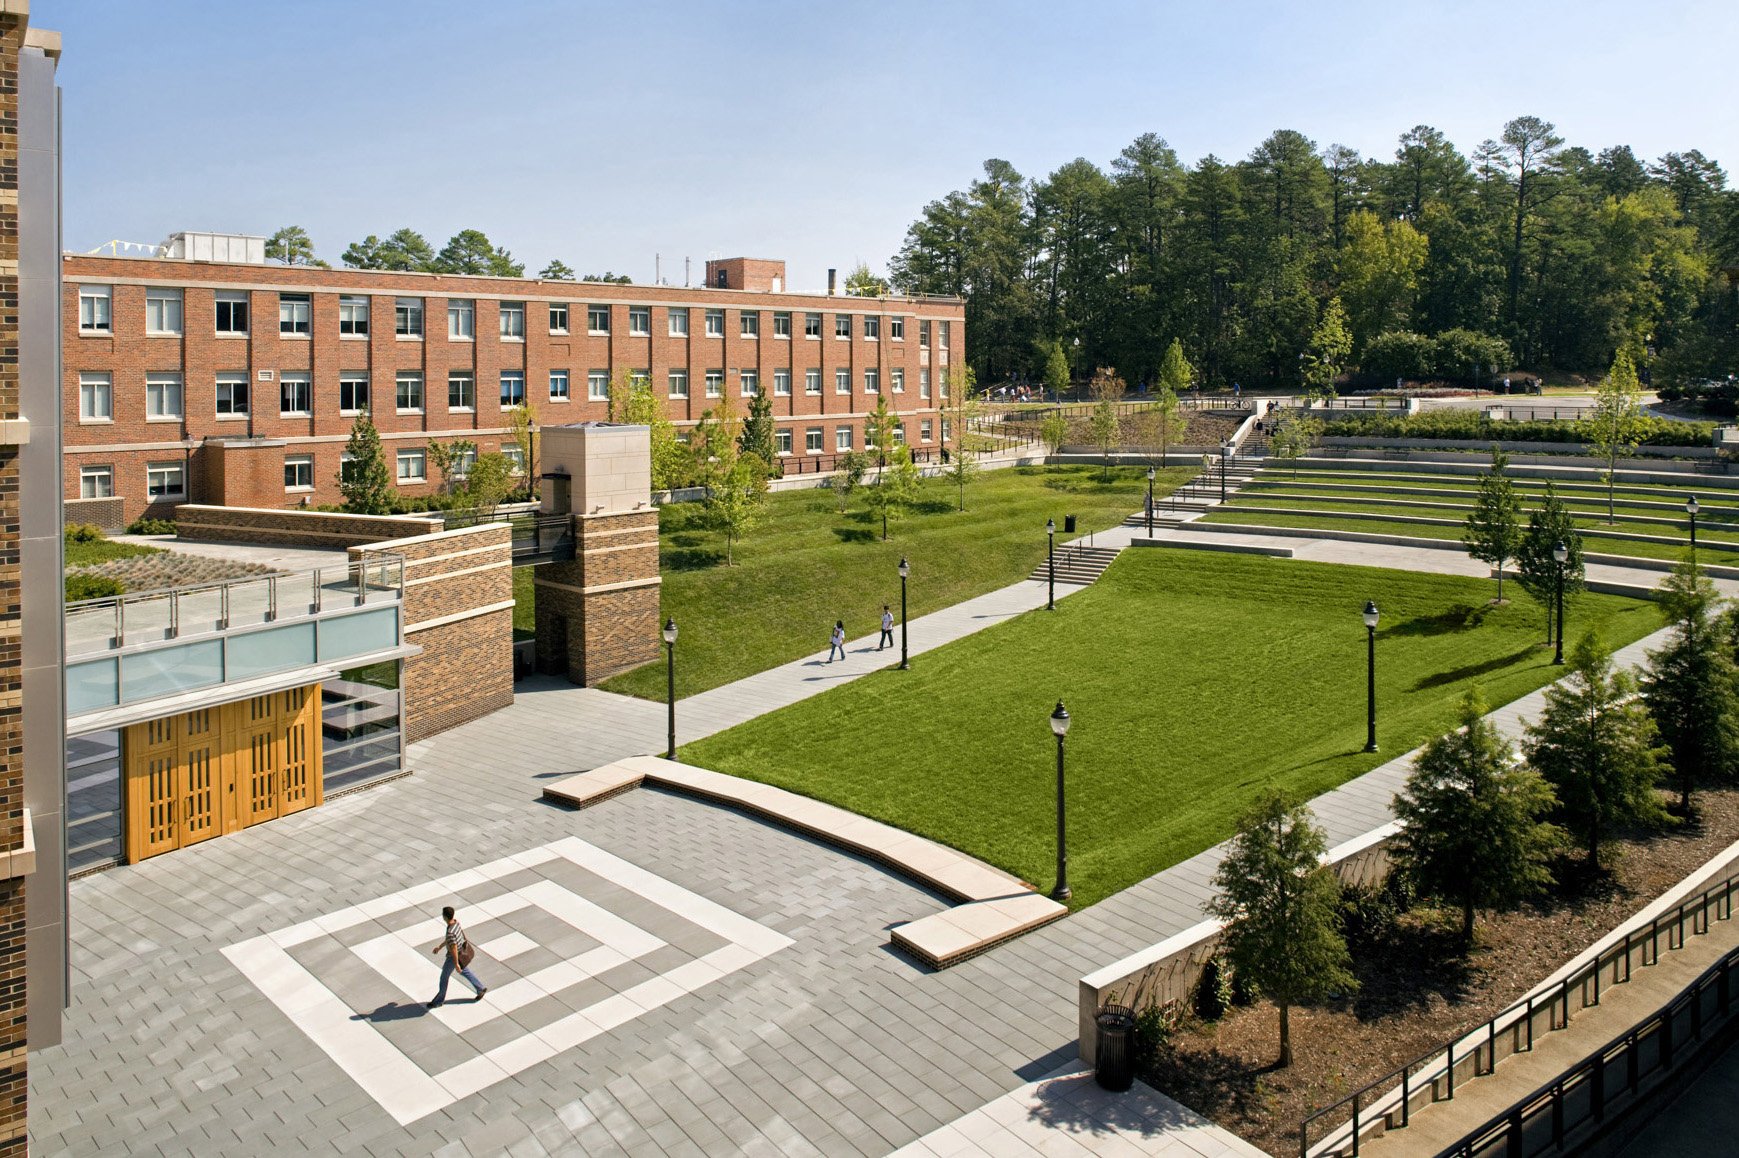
left=65, top=538, right=162, bottom=568
left=680, top=551, right=1661, bottom=908
left=587, top=465, right=1194, bottom=701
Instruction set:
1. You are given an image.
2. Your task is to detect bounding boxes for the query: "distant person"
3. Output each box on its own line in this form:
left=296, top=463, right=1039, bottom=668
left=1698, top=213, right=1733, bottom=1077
left=827, top=620, right=847, bottom=663
left=428, top=905, right=485, bottom=1009
left=879, top=606, right=895, bottom=650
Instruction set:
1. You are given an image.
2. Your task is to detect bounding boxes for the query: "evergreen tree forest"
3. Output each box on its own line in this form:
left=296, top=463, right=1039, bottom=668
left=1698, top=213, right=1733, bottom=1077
left=888, top=120, right=1738, bottom=391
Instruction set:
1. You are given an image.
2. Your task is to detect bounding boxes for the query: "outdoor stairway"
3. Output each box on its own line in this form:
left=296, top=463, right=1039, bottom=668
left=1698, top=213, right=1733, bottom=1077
left=1027, top=544, right=1123, bottom=586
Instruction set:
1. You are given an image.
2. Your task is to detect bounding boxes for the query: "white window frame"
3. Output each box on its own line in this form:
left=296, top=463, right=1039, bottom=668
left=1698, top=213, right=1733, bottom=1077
left=339, top=295, right=370, bottom=337
left=215, top=372, right=249, bottom=418
left=705, top=370, right=724, bottom=398
left=775, top=429, right=793, bottom=456
left=940, top=321, right=951, bottom=350
left=280, top=373, right=312, bottom=416
left=339, top=374, right=369, bottom=415
left=920, top=369, right=932, bottom=399
left=804, top=368, right=821, bottom=395
left=500, top=370, right=526, bottom=409
left=891, top=368, right=905, bottom=394
left=549, top=369, right=570, bottom=402
left=805, top=427, right=823, bottom=453
left=835, top=369, right=850, bottom=395
left=864, top=369, right=879, bottom=394
left=80, top=464, right=114, bottom=499
left=448, top=371, right=475, bottom=412
left=668, top=307, right=690, bottom=337
left=920, top=419, right=934, bottom=442
left=773, top=312, right=791, bottom=339
left=587, top=371, right=610, bottom=402
left=587, top=304, right=610, bottom=335
left=548, top=302, right=569, bottom=335
left=396, top=449, right=427, bottom=483
left=78, top=373, right=112, bottom=423
left=278, top=293, right=312, bottom=336
left=448, top=299, right=475, bottom=340
left=215, top=291, right=249, bottom=335
left=145, top=288, right=182, bottom=336
left=668, top=369, right=689, bottom=399
left=395, top=297, right=424, bottom=338
left=920, top=320, right=931, bottom=347
left=284, top=455, right=315, bottom=492
left=629, top=306, right=650, bottom=336
left=805, top=312, right=822, bottom=339
left=890, top=316, right=905, bottom=341
left=396, top=371, right=424, bottom=413
left=864, top=316, right=880, bottom=341
left=500, top=302, right=526, bottom=340
left=145, top=462, right=186, bottom=501
left=502, top=444, right=526, bottom=474
left=704, top=309, right=724, bottom=338
left=835, top=315, right=851, bottom=340
left=145, top=373, right=183, bottom=421
left=774, top=369, right=791, bottom=396
left=740, top=369, right=759, bottom=397
left=835, top=426, right=854, bottom=452
left=79, top=285, right=112, bottom=333
left=893, top=423, right=906, bottom=445
left=740, top=311, right=759, bottom=338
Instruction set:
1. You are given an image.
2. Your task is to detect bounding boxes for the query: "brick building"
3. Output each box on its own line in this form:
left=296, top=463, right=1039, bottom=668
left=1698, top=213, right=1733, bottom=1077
left=60, top=246, right=965, bottom=523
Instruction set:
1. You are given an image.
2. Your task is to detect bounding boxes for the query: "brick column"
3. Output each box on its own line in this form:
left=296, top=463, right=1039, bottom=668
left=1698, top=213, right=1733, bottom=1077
left=533, top=510, right=659, bottom=684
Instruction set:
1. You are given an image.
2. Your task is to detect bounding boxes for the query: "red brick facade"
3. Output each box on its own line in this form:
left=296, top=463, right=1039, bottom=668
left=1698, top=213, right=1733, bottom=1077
left=60, top=254, right=965, bottom=522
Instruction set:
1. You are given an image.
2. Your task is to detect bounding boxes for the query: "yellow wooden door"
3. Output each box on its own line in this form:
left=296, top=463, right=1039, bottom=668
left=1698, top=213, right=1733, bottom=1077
left=179, top=708, right=220, bottom=848
left=278, top=684, right=322, bottom=816
left=238, top=694, right=280, bottom=828
left=125, top=716, right=181, bottom=862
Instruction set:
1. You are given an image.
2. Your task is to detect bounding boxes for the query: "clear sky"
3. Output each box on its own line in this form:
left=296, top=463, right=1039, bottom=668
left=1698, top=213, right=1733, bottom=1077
left=40, top=0, right=1739, bottom=292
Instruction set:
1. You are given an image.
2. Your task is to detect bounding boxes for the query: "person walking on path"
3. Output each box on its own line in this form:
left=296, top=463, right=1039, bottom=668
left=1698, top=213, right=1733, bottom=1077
left=428, top=905, right=486, bottom=1008
left=879, top=606, right=895, bottom=651
left=827, top=620, right=847, bottom=663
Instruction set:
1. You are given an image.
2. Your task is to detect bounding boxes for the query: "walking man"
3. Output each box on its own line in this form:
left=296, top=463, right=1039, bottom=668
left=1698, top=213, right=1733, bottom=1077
left=428, top=905, right=486, bottom=1008
left=879, top=605, right=894, bottom=650
left=827, top=620, right=847, bottom=663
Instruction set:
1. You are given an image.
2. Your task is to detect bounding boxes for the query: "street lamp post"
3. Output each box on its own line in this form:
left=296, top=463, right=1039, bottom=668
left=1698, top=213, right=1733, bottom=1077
left=1049, top=701, right=1072, bottom=902
left=1362, top=600, right=1380, bottom=753
left=1553, top=542, right=1568, bottom=665
left=1687, top=495, right=1700, bottom=555
left=662, top=617, right=678, bottom=759
left=1146, top=467, right=1156, bottom=536
left=1046, top=518, right=1056, bottom=611
left=1219, top=441, right=1231, bottom=502
left=898, top=557, right=910, bottom=670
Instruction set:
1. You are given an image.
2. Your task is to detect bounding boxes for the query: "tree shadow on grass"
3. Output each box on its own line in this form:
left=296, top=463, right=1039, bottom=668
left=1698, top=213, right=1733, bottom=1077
left=912, top=497, right=955, bottom=515
left=1410, top=646, right=1536, bottom=691
left=662, top=546, right=726, bottom=571
left=832, top=526, right=876, bottom=544
left=1384, top=603, right=1489, bottom=637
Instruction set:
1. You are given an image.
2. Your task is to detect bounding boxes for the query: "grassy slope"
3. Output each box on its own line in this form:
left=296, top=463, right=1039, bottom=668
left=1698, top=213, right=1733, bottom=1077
left=564, top=465, right=1194, bottom=700
left=681, top=551, right=1660, bottom=908
left=64, top=539, right=162, bottom=567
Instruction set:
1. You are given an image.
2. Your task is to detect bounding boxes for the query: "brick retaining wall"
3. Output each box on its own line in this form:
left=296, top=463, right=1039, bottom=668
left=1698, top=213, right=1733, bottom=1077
left=176, top=504, right=434, bottom=549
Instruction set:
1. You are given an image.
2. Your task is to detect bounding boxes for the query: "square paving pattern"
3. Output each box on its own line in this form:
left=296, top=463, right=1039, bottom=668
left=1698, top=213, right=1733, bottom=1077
left=222, top=837, right=792, bottom=1126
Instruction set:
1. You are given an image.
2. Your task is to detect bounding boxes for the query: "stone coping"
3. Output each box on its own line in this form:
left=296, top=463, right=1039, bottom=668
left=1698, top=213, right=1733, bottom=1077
left=543, top=755, right=1067, bottom=968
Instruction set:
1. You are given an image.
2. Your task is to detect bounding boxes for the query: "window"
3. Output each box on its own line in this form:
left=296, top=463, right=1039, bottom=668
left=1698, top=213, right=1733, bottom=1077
left=773, top=312, right=791, bottom=339
left=396, top=372, right=424, bottom=413
left=448, top=371, right=475, bottom=411
left=891, top=368, right=905, bottom=394
left=740, top=311, right=759, bottom=338
left=920, top=369, right=932, bottom=399
left=500, top=371, right=525, bottom=408
left=668, top=369, right=689, bottom=398
left=395, top=297, right=423, bottom=337
left=705, top=370, right=724, bottom=398
left=78, top=373, right=112, bottom=422
left=549, top=369, right=570, bottom=402
left=836, top=426, right=854, bottom=452
left=804, top=368, right=821, bottom=395
left=215, top=291, right=249, bottom=334
left=79, top=285, right=112, bottom=332
left=146, top=462, right=186, bottom=501
left=775, top=429, right=793, bottom=455
left=279, top=293, right=311, bottom=336
left=942, top=418, right=952, bottom=443
left=340, top=295, right=369, bottom=336
left=284, top=455, right=314, bottom=491
left=740, top=370, right=759, bottom=397
left=890, top=316, right=905, bottom=341
left=280, top=373, right=311, bottom=415
left=146, top=373, right=183, bottom=420
left=339, top=374, right=369, bottom=415
left=502, top=445, right=525, bottom=474
left=893, top=423, right=906, bottom=445
left=215, top=372, right=249, bottom=417
left=920, top=419, right=933, bottom=441
left=774, top=369, right=791, bottom=396
left=864, top=369, right=880, bottom=394
left=668, top=307, right=690, bottom=337
left=448, top=299, right=474, bottom=340
left=588, top=371, right=610, bottom=402
left=548, top=303, right=569, bottom=334
left=629, top=307, right=650, bottom=336
left=396, top=449, right=427, bottom=483
left=339, top=452, right=357, bottom=484
left=704, top=309, right=724, bottom=337
left=865, top=423, right=877, bottom=450
left=587, top=304, right=610, bottom=334
left=80, top=465, right=114, bottom=499
left=864, top=316, right=880, bottom=340
left=146, top=289, right=182, bottom=335
left=500, top=302, right=525, bottom=340
left=835, top=315, right=851, bottom=339
left=920, top=320, right=931, bottom=347
left=940, top=321, right=951, bottom=350
left=940, top=368, right=951, bottom=399
left=805, top=427, right=823, bottom=453
left=835, top=368, right=850, bottom=394
left=805, top=312, right=822, bottom=338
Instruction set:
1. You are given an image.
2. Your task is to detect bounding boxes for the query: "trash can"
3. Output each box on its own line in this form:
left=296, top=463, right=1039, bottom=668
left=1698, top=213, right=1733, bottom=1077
left=1064, top=514, right=1078, bottom=534
left=1094, top=1004, right=1136, bottom=1092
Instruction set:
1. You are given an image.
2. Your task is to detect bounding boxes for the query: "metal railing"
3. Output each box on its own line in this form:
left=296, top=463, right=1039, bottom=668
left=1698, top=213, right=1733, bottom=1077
left=1298, top=865, right=1739, bottom=1158
left=65, top=554, right=405, bottom=660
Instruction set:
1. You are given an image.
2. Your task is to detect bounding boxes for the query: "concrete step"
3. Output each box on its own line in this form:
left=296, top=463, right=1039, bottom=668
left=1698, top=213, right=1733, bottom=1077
left=1028, top=546, right=1124, bottom=585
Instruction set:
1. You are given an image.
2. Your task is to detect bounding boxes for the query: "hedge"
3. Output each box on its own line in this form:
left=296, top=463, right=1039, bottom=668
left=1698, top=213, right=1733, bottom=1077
left=1319, top=410, right=1714, bottom=448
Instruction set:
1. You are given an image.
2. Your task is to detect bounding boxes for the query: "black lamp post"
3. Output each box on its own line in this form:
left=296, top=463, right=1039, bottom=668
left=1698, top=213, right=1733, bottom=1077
left=1362, top=600, right=1379, bottom=753
left=1046, top=518, right=1056, bottom=611
left=1146, top=467, right=1156, bottom=536
left=898, top=557, right=910, bottom=670
left=1687, top=495, right=1700, bottom=555
left=1049, top=701, right=1072, bottom=902
left=1219, top=441, right=1231, bottom=502
left=1553, top=542, right=1568, bottom=666
left=663, top=617, right=678, bottom=759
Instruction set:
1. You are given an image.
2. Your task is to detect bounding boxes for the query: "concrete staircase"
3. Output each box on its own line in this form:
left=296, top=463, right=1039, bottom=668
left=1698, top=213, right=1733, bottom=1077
left=1028, top=544, right=1123, bottom=586
left=1125, top=453, right=1262, bottom=529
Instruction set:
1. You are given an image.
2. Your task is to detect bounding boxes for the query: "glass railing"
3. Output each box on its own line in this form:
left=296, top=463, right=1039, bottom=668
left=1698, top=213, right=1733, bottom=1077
left=65, top=554, right=403, bottom=660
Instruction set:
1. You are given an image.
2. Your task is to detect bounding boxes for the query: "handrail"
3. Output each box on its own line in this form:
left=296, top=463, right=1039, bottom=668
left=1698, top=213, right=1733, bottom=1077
left=1298, top=863, right=1739, bottom=1158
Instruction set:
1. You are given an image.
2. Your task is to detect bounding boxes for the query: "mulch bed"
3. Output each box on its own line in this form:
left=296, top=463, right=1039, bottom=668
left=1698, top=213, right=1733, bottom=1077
left=1141, top=787, right=1739, bottom=1158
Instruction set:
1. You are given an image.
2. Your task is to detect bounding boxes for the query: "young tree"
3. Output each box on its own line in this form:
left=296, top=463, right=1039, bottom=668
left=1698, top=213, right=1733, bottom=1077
left=705, top=450, right=768, bottom=566
left=865, top=395, right=898, bottom=467
left=1206, top=792, right=1356, bottom=1068
left=608, top=373, right=686, bottom=491
left=1043, top=340, right=1071, bottom=400
left=1152, top=340, right=1192, bottom=466
left=689, top=396, right=742, bottom=499
left=1515, top=482, right=1585, bottom=644
left=941, top=376, right=982, bottom=511
left=863, top=445, right=922, bottom=541
left=339, top=411, right=395, bottom=514
left=506, top=398, right=539, bottom=495
left=1588, top=348, right=1647, bottom=523
left=266, top=225, right=326, bottom=267
left=1392, top=689, right=1561, bottom=941
left=1268, top=410, right=1322, bottom=479
left=1642, top=561, right=1739, bottom=813
left=1522, top=632, right=1670, bottom=869
left=844, top=262, right=890, bottom=296
left=462, top=452, right=516, bottom=515
left=539, top=259, right=576, bottom=280
left=1039, top=411, right=1070, bottom=456
left=427, top=439, right=478, bottom=498
left=832, top=450, right=870, bottom=514
left=1302, top=297, right=1353, bottom=402
left=738, top=389, right=779, bottom=476
left=1087, top=366, right=1126, bottom=480
left=1464, top=447, right=1523, bottom=602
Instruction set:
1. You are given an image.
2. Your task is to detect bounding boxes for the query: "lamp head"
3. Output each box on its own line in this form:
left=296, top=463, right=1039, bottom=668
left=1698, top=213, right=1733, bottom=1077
left=662, top=617, right=678, bottom=645
left=898, top=557, right=909, bottom=579
left=1687, top=495, right=1701, bottom=516
left=1046, top=518, right=1055, bottom=537
left=1147, top=468, right=1156, bottom=482
left=1553, top=542, right=1568, bottom=565
left=1362, top=600, right=1380, bottom=630
left=1050, top=701, right=1071, bottom=737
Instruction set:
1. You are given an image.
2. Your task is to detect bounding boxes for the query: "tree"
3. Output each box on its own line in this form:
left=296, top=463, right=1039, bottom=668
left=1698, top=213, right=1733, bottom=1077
left=1588, top=348, right=1648, bottom=522
left=1302, top=297, right=1353, bottom=401
left=1087, top=366, right=1126, bottom=480
left=504, top=398, right=539, bottom=493
left=608, top=373, right=686, bottom=492
left=342, top=228, right=436, bottom=272
left=1268, top=410, right=1321, bottom=479
left=339, top=411, right=394, bottom=514
left=1464, top=447, right=1523, bottom=602
left=462, top=452, right=515, bottom=515
left=844, top=262, right=890, bottom=297
left=1522, top=632, right=1670, bottom=869
left=581, top=271, right=632, bottom=284
left=864, top=445, right=922, bottom=540
left=706, top=451, right=768, bottom=566
left=1206, top=792, right=1356, bottom=1068
left=738, top=389, right=779, bottom=476
left=941, top=371, right=982, bottom=511
left=832, top=450, right=870, bottom=514
left=1515, top=482, right=1585, bottom=644
left=539, top=259, right=576, bottom=280
left=266, top=226, right=325, bottom=267
left=865, top=395, right=898, bottom=467
left=689, top=396, right=742, bottom=499
left=1336, top=211, right=1427, bottom=347
left=1642, top=561, right=1739, bottom=813
left=1153, top=339, right=1193, bottom=465
left=427, top=439, right=477, bottom=497
left=1392, top=689, right=1560, bottom=941
left=1039, top=411, right=1069, bottom=455
left=434, top=229, right=524, bottom=277
left=1043, top=341, right=1071, bottom=399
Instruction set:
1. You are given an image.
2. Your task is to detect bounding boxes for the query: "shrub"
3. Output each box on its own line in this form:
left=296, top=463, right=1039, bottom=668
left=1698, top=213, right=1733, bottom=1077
left=1320, top=410, right=1712, bottom=448
left=1430, top=328, right=1513, bottom=380
left=124, top=517, right=176, bottom=536
left=1362, top=330, right=1436, bottom=383
left=63, top=523, right=103, bottom=543
left=1193, top=954, right=1235, bottom=1021
left=1359, top=328, right=1513, bottom=386
left=65, top=573, right=124, bottom=602
left=1130, top=1002, right=1176, bottom=1071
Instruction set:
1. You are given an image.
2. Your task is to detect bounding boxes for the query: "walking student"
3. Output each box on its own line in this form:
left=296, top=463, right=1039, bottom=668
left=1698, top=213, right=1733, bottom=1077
left=827, top=620, right=847, bottom=663
left=879, top=605, right=895, bottom=650
left=428, top=905, right=487, bottom=1008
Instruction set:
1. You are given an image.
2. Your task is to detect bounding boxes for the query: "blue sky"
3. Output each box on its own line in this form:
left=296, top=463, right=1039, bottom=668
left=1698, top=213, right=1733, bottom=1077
left=42, top=0, right=1738, bottom=292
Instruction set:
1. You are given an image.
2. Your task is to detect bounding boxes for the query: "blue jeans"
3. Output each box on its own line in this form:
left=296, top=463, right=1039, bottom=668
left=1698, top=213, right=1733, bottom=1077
left=827, top=643, right=845, bottom=662
left=433, top=954, right=485, bottom=1003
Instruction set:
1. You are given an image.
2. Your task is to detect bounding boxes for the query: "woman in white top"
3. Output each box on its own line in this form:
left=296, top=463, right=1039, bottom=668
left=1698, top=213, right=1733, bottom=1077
left=827, top=620, right=847, bottom=663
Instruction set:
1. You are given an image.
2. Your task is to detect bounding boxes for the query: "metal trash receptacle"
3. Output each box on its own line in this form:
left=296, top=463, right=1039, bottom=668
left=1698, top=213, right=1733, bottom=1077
left=1094, top=1004, right=1136, bottom=1092
left=1064, top=514, right=1077, bottom=534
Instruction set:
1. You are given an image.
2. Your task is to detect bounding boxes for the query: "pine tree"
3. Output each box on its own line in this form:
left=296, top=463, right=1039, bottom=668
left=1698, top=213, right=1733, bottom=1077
left=739, top=389, right=779, bottom=476
left=1464, top=447, right=1523, bottom=602
left=1393, top=689, right=1560, bottom=940
left=1515, top=482, right=1585, bottom=644
left=339, top=411, right=395, bottom=514
left=1044, top=341, right=1071, bottom=399
left=1642, top=561, right=1739, bottom=813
